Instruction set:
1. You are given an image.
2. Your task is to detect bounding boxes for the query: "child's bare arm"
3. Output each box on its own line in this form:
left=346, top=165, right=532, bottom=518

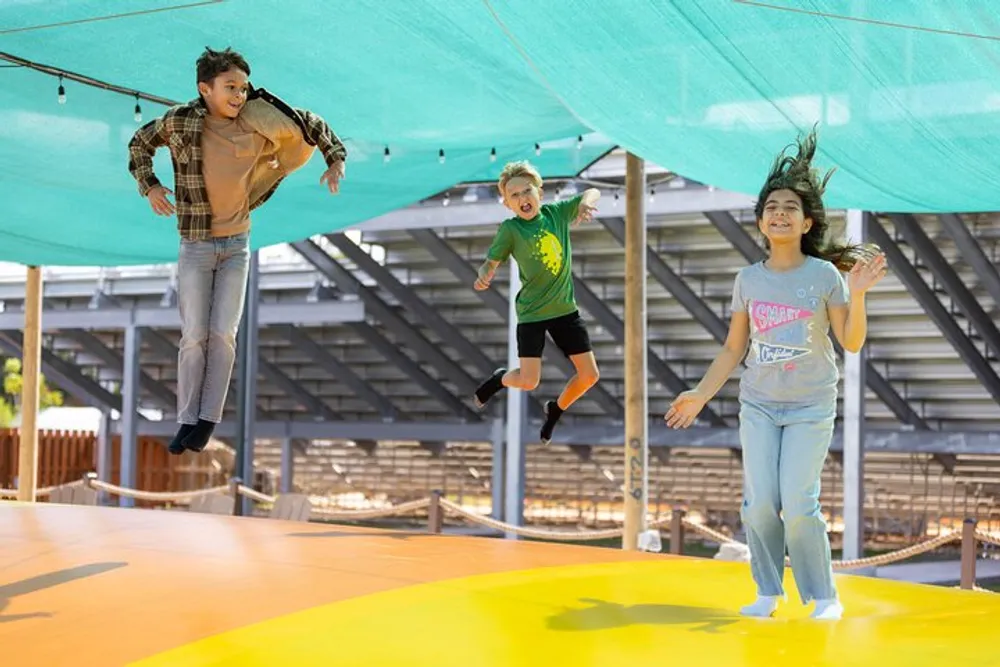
left=572, top=187, right=601, bottom=226
left=474, top=259, right=501, bottom=291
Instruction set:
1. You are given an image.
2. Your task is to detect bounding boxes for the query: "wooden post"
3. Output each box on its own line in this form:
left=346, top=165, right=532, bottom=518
left=623, top=152, right=648, bottom=550
left=960, top=518, right=977, bottom=590
left=17, top=266, right=42, bottom=503
left=228, top=477, right=242, bottom=516
left=428, top=489, right=443, bottom=534
left=670, top=506, right=686, bottom=555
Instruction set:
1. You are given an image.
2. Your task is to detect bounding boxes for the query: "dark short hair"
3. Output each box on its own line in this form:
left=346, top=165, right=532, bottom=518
left=196, top=46, right=250, bottom=85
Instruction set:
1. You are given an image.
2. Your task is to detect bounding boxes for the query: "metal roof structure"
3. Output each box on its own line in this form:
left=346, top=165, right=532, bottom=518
left=0, top=151, right=998, bottom=452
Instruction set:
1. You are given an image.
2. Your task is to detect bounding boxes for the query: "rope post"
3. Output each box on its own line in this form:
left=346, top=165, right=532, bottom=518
left=670, top=506, right=685, bottom=555
left=228, top=477, right=242, bottom=517
left=428, top=490, right=443, bottom=534
left=82, top=472, right=97, bottom=489
left=960, top=518, right=977, bottom=590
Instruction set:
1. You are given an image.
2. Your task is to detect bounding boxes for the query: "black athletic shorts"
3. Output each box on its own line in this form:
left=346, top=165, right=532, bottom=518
left=516, top=310, right=592, bottom=359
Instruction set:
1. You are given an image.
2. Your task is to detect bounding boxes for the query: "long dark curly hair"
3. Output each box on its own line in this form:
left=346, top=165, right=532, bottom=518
left=755, top=126, right=879, bottom=272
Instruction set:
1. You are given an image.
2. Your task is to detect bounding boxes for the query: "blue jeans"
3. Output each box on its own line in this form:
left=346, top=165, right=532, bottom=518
left=738, top=398, right=837, bottom=603
left=176, top=233, right=250, bottom=424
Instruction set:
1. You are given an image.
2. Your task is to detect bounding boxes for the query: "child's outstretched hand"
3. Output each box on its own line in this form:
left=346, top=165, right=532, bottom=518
left=320, top=160, right=346, bottom=194
left=474, top=264, right=495, bottom=291
left=146, top=185, right=175, bottom=217
left=848, top=252, right=887, bottom=294
left=664, top=389, right=708, bottom=429
left=573, top=202, right=597, bottom=226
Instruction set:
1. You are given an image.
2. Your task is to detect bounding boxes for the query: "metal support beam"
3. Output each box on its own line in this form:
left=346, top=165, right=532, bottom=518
left=890, top=213, right=1000, bottom=361
left=258, top=357, right=340, bottom=421
left=705, top=209, right=928, bottom=429
left=573, top=276, right=727, bottom=426
left=272, top=324, right=402, bottom=420
left=600, top=217, right=728, bottom=342
left=869, top=219, right=1000, bottom=405
left=408, top=228, right=623, bottom=419
left=0, top=331, right=122, bottom=413
left=291, top=240, right=481, bottom=403
left=490, top=416, right=505, bottom=521
left=234, top=252, right=260, bottom=516
left=0, top=299, right=365, bottom=331
left=327, top=233, right=499, bottom=377
left=119, top=325, right=141, bottom=508
left=356, top=185, right=755, bottom=233
left=280, top=436, right=294, bottom=494
left=842, top=210, right=868, bottom=561
left=937, top=213, right=1000, bottom=312
left=348, top=322, right=479, bottom=420
left=504, top=258, right=526, bottom=539
left=113, top=418, right=1000, bottom=454
left=95, top=409, right=113, bottom=506
left=58, top=330, right=177, bottom=410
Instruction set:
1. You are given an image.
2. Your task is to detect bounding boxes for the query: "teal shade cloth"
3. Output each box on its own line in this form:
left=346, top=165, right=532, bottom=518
left=2, top=1, right=999, bottom=265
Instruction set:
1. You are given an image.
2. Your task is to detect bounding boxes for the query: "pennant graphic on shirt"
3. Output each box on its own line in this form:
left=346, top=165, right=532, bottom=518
left=750, top=300, right=814, bottom=334
left=752, top=341, right=811, bottom=365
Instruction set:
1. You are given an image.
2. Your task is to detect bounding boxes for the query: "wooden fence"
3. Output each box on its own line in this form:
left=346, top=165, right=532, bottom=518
left=0, top=429, right=229, bottom=506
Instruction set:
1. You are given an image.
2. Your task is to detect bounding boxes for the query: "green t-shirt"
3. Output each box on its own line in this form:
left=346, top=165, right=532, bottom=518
left=486, top=195, right=581, bottom=324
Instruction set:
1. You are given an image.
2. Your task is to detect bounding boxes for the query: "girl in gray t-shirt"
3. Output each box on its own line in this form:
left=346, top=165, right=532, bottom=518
left=665, top=128, right=886, bottom=621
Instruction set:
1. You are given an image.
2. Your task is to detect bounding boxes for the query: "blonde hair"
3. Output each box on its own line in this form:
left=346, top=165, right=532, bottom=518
left=498, top=160, right=542, bottom=196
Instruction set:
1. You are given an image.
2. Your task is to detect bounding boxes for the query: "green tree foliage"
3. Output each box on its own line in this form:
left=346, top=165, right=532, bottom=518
left=0, top=357, right=64, bottom=427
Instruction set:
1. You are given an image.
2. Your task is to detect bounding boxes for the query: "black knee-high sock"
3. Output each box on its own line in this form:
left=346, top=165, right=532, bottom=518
left=168, top=423, right=196, bottom=455
left=540, top=400, right=564, bottom=443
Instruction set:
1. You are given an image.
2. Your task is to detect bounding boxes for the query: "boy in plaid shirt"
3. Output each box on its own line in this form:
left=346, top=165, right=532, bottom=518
left=128, top=46, right=347, bottom=454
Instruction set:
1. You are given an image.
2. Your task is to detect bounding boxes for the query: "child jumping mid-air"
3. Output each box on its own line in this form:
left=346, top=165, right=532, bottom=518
left=665, top=128, right=886, bottom=620
left=128, top=46, right=347, bottom=454
left=472, top=160, right=601, bottom=444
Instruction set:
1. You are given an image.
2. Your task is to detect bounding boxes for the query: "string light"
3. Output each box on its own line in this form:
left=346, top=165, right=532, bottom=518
left=57, top=74, right=66, bottom=104
left=383, top=146, right=391, bottom=163
left=438, top=148, right=445, bottom=164
left=490, top=146, right=496, bottom=162
left=133, top=93, right=142, bottom=123
left=535, top=142, right=541, bottom=156
left=442, top=191, right=450, bottom=207
left=576, top=135, right=583, bottom=150
left=648, top=187, right=656, bottom=203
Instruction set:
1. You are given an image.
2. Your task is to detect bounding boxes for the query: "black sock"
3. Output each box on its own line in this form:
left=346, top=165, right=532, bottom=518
left=540, top=400, right=564, bottom=443
left=168, top=423, right=196, bottom=455
left=181, top=419, right=216, bottom=453
left=474, top=367, right=507, bottom=408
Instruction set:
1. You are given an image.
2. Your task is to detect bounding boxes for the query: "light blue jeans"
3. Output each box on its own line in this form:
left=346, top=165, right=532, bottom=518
left=738, top=398, right=837, bottom=603
left=176, top=232, right=250, bottom=424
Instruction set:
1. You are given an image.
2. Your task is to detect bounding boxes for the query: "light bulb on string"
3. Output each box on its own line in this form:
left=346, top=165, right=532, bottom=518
left=576, top=135, right=583, bottom=150
left=438, top=148, right=445, bottom=164
left=648, top=187, right=656, bottom=204
left=442, top=191, right=450, bottom=207
left=57, top=75, right=66, bottom=104
left=535, top=142, right=541, bottom=156
left=133, top=93, right=142, bottom=123
left=613, top=191, right=620, bottom=207
left=383, top=146, right=391, bottom=163
left=490, top=147, right=496, bottom=163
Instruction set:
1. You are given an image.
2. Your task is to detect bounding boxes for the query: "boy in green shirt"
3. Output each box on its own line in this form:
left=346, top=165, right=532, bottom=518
left=473, top=160, right=601, bottom=443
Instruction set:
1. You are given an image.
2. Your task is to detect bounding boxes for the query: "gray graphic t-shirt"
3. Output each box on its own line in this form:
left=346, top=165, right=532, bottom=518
left=731, top=256, right=849, bottom=405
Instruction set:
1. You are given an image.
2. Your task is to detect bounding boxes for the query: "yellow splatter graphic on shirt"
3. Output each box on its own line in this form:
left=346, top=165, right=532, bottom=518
left=535, top=232, right=563, bottom=275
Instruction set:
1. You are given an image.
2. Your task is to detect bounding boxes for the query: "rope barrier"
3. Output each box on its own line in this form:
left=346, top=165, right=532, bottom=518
left=6, top=475, right=996, bottom=589
left=0, top=479, right=83, bottom=498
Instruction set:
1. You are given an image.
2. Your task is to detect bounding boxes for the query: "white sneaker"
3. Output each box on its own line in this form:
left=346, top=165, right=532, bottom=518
left=740, top=595, right=779, bottom=618
left=810, top=598, right=843, bottom=620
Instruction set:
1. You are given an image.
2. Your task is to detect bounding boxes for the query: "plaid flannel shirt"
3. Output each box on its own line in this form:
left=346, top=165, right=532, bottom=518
left=127, top=87, right=347, bottom=240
